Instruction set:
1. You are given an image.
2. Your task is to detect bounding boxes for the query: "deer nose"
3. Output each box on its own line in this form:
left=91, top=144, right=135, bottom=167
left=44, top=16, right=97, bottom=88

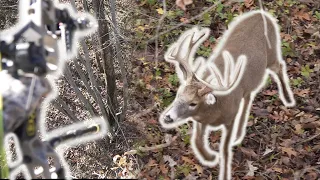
left=164, top=115, right=174, bottom=123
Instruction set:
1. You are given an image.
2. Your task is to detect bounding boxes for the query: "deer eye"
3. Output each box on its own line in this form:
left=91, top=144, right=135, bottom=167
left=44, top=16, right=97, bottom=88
left=189, top=103, right=197, bottom=107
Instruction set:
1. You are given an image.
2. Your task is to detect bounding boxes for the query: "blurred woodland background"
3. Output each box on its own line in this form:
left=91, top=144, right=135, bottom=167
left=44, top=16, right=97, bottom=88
left=1, top=0, right=319, bottom=179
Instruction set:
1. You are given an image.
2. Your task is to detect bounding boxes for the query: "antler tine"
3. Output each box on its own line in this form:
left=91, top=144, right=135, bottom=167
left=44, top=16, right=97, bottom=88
left=171, top=30, right=205, bottom=81
left=222, top=51, right=235, bottom=87
left=198, top=51, right=247, bottom=94
left=209, top=64, right=225, bottom=88
left=208, top=51, right=247, bottom=93
left=175, top=32, right=195, bottom=60
left=165, top=28, right=210, bottom=82
left=175, top=30, right=207, bottom=61
left=228, top=55, right=246, bottom=87
left=164, top=44, right=176, bottom=61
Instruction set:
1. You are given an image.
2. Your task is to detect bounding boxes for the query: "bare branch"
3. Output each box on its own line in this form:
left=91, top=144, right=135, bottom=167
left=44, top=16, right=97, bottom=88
left=64, top=64, right=97, bottom=117
left=109, top=0, right=129, bottom=123
left=52, top=97, right=80, bottom=122
left=148, top=1, right=221, bottom=42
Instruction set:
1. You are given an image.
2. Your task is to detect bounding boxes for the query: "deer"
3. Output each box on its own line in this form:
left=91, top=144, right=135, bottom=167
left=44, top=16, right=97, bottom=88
left=159, top=10, right=296, bottom=180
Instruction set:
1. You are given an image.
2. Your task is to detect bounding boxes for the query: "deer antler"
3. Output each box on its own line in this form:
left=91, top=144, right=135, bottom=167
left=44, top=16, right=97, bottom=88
left=165, top=28, right=246, bottom=95
left=199, top=50, right=247, bottom=94
left=165, top=28, right=209, bottom=82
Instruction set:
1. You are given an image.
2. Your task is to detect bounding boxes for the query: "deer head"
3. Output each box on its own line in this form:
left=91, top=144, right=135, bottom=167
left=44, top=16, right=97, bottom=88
left=159, top=27, right=247, bottom=128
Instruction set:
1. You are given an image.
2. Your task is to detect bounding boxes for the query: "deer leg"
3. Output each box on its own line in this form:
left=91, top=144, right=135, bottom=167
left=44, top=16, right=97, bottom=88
left=234, top=95, right=252, bottom=145
left=269, top=63, right=295, bottom=107
left=277, top=63, right=295, bottom=106
left=219, top=125, right=234, bottom=180
left=192, top=122, right=217, bottom=162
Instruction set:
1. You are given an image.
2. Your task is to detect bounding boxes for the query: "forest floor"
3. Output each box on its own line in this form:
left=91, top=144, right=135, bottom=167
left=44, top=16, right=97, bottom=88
left=125, top=0, right=320, bottom=179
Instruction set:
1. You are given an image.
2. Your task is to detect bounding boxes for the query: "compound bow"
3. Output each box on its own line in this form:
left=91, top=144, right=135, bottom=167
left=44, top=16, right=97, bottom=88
left=0, top=0, right=108, bottom=179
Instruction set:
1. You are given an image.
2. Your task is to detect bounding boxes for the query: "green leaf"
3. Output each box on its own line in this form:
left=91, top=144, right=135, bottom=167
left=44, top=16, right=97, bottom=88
left=216, top=2, right=224, bottom=13
left=276, top=0, right=284, bottom=6
left=147, top=0, right=156, bottom=6
left=202, top=13, right=212, bottom=26
left=167, top=11, right=176, bottom=20
left=155, top=68, right=161, bottom=77
left=209, top=36, right=215, bottom=43
left=315, top=11, right=320, bottom=20
left=177, top=164, right=192, bottom=176
left=162, top=96, right=174, bottom=107
left=301, top=65, right=313, bottom=78
left=267, top=77, right=272, bottom=86
left=291, top=77, right=303, bottom=87
left=282, top=41, right=296, bottom=57
left=175, top=10, right=184, bottom=17
left=168, top=74, right=179, bottom=86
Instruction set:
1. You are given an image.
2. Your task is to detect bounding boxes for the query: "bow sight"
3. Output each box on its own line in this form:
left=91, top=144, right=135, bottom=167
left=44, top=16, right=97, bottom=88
left=0, top=0, right=95, bottom=77
left=0, top=0, right=107, bottom=179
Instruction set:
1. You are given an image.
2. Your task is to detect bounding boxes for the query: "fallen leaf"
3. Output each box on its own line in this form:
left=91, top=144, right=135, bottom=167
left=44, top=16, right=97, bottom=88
left=147, top=119, right=158, bottom=124
left=185, top=174, right=199, bottom=180
left=294, top=124, right=303, bottom=134
left=262, top=148, right=273, bottom=156
left=244, top=0, right=254, bottom=8
left=281, top=147, right=298, bottom=157
left=163, top=155, right=177, bottom=167
left=253, top=108, right=269, bottom=117
left=137, top=26, right=145, bottom=32
left=281, top=156, right=291, bottom=165
left=181, top=156, right=194, bottom=164
left=263, top=90, right=278, bottom=96
left=242, top=176, right=256, bottom=180
left=272, top=167, right=283, bottom=173
left=239, top=147, right=258, bottom=159
left=247, top=120, right=254, bottom=127
left=180, top=17, right=189, bottom=23
left=280, top=139, right=294, bottom=147
left=312, top=144, right=320, bottom=151
left=194, top=164, right=203, bottom=174
left=113, top=155, right=121, bottom=164
left=176, top=0, right=193, bottom=11
left=118, top=156, right=127, bottom=166
left=306, top=171, right=318, bottom=179
left=156, top=8, right=164, bottom=15
left=295, top=9, right=311, bottom=21
left=147, top=158, right=158, bottom=167
left=210, top=132, right=221, bottom=143
left=302, top=122, right=320, bottom=129
left=246, top=160, right=258, bottom=176
left=159, top=163, right=168, bottom=174
left=294, top=88, right=310, bottom=97
left=269, top=111, right=281, bottom=121
left=203, top=40, right=210, bottom=47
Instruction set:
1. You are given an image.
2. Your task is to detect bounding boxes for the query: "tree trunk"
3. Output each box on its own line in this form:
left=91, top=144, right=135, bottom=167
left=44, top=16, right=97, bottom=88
left=92, top=0, right=118, bottom=127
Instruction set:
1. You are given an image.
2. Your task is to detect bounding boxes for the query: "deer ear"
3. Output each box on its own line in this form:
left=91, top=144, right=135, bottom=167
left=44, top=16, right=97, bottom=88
left=205, top=93, right=216, bottom=105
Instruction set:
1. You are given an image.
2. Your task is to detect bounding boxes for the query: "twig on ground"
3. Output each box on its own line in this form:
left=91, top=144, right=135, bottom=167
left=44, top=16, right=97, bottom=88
left=154, top=0, right=167, bottom=66
left=298, top=107, right=320, bottom=116
left=297, top=131, right=320, bottom=145
left=124, top=134, right=177, bottom=155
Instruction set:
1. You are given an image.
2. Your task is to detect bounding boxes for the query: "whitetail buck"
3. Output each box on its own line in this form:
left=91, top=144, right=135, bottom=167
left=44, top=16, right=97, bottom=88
left=159, top=10, right=295, bottom=180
